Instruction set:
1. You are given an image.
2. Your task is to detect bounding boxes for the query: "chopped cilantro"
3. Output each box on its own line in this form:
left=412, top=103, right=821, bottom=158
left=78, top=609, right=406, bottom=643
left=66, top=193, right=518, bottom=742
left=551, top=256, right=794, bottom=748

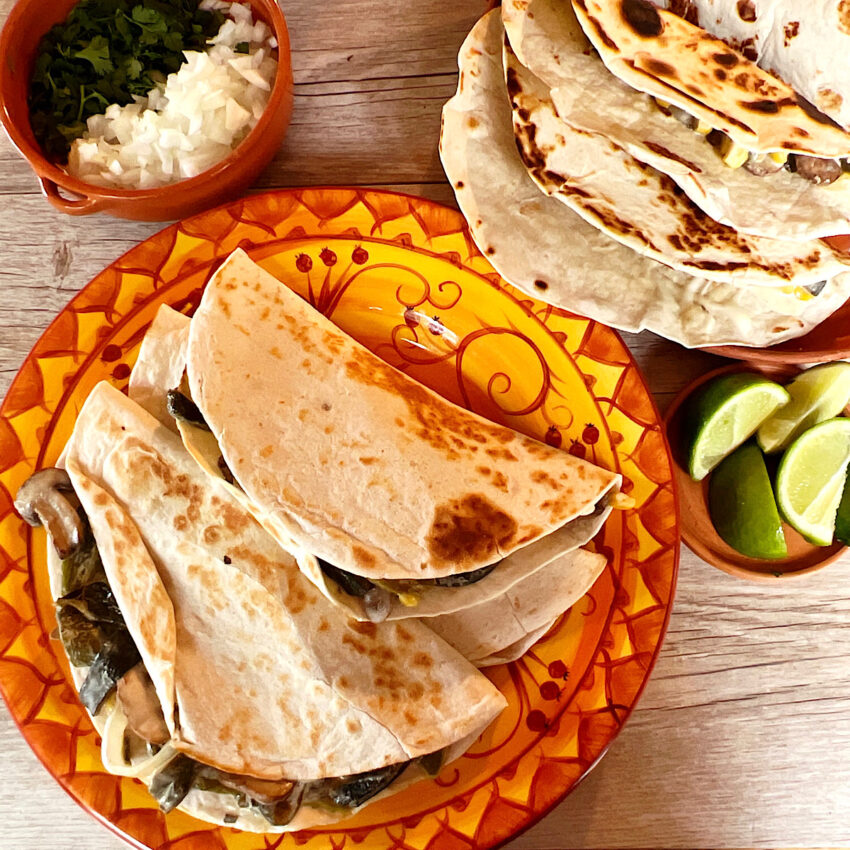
left=234, top=41, right=250, bottom=54
left=28, top=0, right=225, bottom=162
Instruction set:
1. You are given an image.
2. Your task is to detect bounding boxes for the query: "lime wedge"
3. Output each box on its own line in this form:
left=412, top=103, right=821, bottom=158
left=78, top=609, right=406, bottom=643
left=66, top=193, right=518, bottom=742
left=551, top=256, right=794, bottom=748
left=757, top=362, right=850, bottom=453
left=775, top=418, right=850, bottom=546
left=708, top=442, right=787, bottom=559
left=681, top=373, right=790, bottom=481
left=836, top=474, right=850, bottom=546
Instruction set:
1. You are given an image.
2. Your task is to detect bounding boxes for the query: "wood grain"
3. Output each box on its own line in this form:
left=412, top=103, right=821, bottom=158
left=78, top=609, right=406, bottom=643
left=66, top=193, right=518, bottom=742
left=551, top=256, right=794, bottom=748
left=0, top=0, right=848, bottom=847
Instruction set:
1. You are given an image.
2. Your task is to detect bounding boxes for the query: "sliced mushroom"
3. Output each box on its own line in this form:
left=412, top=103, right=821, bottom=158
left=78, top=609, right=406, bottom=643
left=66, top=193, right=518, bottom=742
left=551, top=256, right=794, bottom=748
left=117, top=664, right=170, bottom=746
left=789, top=154, right=843, bottom=185
left=362, top=587, right=391, bottom=623
left=212, top=771, right=298, bottom=805
left=252, top=784, right=305, bottom=826
left=14, top=468, right=84, bottom=558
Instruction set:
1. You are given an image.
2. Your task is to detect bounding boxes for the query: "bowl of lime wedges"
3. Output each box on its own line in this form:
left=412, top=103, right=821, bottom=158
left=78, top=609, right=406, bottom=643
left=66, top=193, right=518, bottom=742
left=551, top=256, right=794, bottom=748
left=664, top=361, right=850, bottom=581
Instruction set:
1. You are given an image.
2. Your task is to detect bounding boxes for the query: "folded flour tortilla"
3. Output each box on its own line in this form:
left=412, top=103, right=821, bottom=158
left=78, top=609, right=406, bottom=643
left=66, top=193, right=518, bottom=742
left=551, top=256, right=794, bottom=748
left=425, top=547, right=607, bottom=665
left=440, top=10, right=850, bottom=348
left=503, top=0, right=850, bottom=241
left=178, top=250, right=620, bottom=604
left=52, top=381, right=506, bottom=831
left=134, top=306, right=610, bottom=659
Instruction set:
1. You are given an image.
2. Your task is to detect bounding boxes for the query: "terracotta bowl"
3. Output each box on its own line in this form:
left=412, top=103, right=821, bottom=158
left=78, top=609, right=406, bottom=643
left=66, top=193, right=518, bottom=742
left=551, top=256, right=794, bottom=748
left=664, top=363, right=848, bottom=581
left=0, top=0, right=293, bottom=221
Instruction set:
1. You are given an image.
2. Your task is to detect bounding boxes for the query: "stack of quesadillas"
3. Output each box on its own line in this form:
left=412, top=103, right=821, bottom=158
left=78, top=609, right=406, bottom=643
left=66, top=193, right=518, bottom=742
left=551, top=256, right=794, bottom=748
left=440, top=1, right=850, bottom=348
left=16, top=250, right=624, bottom=830
left=40, top=381, right=505, bottom=832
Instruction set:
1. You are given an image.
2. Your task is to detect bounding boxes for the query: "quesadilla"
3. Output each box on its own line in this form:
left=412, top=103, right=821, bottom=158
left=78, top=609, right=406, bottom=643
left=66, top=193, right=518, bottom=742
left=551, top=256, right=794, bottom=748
left=657, top=1, right=850, bottom=131
left=504, top=38, right=849, bottom=283
left=572, top=0, right=850, bottom=157
left=559, top=0, right=850, bottom=239
left=503, top=0, right=850, bottom=241
left=173, top=250, right=620, bottom=622
left=21, top=381, right=506, bottom=832
left=439, top=10, right=850, bottom=348
left=134, top=304, right=611, bottom=663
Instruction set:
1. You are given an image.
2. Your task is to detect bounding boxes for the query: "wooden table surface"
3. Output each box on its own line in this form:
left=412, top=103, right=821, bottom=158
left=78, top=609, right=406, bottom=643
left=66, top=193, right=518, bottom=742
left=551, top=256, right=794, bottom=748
left=1, top=0, right=849, bottom=847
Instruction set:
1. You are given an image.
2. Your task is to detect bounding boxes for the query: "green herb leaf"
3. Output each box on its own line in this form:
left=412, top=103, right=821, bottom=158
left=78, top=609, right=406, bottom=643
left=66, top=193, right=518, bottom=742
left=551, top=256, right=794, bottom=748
left=73, top=35, right=114, bottom=74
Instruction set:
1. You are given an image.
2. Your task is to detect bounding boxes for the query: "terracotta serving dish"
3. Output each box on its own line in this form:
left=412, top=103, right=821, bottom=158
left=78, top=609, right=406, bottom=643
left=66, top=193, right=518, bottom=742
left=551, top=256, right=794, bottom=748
left=0, top=0, right=293, bottom=220
left=664, top=363, right=848, bottom=581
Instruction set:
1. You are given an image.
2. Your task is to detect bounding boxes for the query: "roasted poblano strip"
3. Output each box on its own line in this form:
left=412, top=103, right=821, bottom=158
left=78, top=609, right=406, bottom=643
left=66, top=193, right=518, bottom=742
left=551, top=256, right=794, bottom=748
left=150, top=754, right=198, bottom=814
left=78, top=631, right=141, bottom=714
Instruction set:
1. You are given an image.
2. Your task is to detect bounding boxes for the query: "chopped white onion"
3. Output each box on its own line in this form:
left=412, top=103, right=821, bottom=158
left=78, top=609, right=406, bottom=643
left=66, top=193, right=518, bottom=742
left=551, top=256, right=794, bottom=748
left=67, top=2, right=277, bottom=190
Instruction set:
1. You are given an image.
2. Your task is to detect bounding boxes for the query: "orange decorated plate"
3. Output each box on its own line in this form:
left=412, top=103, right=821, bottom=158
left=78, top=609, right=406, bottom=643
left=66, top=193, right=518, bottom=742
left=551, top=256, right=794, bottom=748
left=0, top=188, right=679, bottom=850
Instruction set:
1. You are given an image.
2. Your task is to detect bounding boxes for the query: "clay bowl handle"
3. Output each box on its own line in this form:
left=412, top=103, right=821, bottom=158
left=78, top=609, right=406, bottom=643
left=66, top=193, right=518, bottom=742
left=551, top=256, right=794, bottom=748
left=39, top=176, right=104, bottom=215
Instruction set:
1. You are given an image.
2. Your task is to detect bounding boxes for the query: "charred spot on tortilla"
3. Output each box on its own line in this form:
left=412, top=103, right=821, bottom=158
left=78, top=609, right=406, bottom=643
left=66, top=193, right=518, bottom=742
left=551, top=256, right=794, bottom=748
left=644, top=58, right=676, bottom=78
left=713, top=52, right=738, bottom=69
left=166, top=389, right=210, bottom=430
left=533, top=280, right=549, bottom=291
left=352, top=545, right=377, bottom=570
left=783, top=21, right=800, bottom=46
left=741, top=99, right=780, bottom=114
left=583, top=11, right=618, bottom=50
left=506, top=66, right=522, bottom=101
left=736, top=0, right=756, bottom=22
left=620, top=0, right=662, bottom=38
left=667, top=0, right=699, bottom=24
left=426, top=494, right=518, bottom=567
left=643, top=141, right=702, bottom=173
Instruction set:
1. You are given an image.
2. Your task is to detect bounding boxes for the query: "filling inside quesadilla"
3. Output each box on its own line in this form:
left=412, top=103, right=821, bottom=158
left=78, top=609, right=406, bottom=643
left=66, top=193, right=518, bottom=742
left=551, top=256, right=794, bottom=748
left=651, top=97, right=850, bottom=184
left=36, top=469, right=448, bottom=828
